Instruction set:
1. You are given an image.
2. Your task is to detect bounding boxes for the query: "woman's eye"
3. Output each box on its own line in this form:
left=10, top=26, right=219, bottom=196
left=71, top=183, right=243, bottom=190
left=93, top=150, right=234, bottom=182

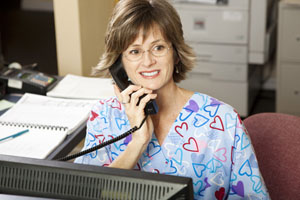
left=129, top=49, right=140, bottom=55
left=154, top=45, right=165, bottom=51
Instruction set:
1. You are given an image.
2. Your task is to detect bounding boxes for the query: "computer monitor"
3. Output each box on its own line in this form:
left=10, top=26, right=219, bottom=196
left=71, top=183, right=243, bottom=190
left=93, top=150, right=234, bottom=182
left=0, top=155, right=194, bottom=200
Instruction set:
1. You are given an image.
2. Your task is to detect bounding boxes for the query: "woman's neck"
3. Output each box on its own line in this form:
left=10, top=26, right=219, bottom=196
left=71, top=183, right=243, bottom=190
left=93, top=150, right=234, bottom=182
left=154, top=81, right=192, bottom=116
left=150, top=81, right=194, bottom=145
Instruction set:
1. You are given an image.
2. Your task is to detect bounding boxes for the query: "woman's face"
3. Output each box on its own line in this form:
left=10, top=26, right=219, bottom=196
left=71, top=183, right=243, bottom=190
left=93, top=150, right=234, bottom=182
left=121, top=24, right=175, bottom=91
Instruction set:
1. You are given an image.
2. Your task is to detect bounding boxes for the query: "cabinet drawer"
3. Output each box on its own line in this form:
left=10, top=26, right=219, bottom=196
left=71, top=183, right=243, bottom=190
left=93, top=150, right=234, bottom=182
left=191, top=62, right=247, bottom=82
left=228, top=0, right=249, bottom=8
left=174, top=4, right=248, bottom=44
left=280, top=8, right=300, bottom=62
left=189, top=43, right=248, bottom=63
left=277, top=63, right=300, bottom=114
left=172, top=0, right=249, bottom=10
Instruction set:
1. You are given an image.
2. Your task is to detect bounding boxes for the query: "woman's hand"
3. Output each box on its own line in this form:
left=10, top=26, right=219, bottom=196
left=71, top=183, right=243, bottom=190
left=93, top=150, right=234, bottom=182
left=114, top=84, right=157, bottom=149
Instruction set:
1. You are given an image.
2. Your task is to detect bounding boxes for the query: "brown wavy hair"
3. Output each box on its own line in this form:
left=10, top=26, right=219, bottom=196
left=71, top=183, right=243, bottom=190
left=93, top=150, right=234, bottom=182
left=93, top=0, right=195, bottom=83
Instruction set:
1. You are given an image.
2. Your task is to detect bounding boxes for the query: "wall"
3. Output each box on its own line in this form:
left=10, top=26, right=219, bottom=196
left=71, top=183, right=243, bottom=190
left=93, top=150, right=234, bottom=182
left=53, top=0, right=115, bottom=76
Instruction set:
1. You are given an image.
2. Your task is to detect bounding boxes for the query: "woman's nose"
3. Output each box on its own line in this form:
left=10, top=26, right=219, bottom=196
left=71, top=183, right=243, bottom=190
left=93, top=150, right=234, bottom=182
left=141, top=50, right=155, bottom=67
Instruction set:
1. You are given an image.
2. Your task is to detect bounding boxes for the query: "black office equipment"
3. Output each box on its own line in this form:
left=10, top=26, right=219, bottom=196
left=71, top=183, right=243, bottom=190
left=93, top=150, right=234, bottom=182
left=0, top=67, right=58, bottom=95
left=0, top=155, right=194, bottom=200
left=0, top=80, right=6, bottom=99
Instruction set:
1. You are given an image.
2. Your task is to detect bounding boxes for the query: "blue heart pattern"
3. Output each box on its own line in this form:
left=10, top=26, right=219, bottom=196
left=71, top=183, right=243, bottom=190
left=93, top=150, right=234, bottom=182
left=115, top=118, right=127, bottom=130
left=146, top=141, right=161, bottom=157
left=193, top=114, right=209, bottom=128
left=193, top=163, right=206, bottom=178
left=172, top=148, right=183, bottom=165
left=83, top=93, right=269, bottom=200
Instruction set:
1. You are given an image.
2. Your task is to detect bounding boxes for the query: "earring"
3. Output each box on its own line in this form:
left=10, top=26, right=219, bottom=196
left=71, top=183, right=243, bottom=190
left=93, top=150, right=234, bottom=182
left=175, top=65, right=179, bottom=74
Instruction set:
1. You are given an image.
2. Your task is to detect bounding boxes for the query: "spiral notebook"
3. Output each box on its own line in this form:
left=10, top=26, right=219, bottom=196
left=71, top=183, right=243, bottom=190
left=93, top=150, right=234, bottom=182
left=0, top=124, right=67, bottom=159
left=0, top=93, right=96, bottom=159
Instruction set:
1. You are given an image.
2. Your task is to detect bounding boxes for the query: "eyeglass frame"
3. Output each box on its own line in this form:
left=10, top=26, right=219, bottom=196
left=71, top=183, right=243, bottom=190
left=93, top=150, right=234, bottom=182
left=122, top=42, right=172, bottom=62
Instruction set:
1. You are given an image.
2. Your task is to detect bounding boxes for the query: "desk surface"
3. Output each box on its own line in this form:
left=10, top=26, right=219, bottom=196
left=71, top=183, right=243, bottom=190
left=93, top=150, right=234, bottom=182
left=0, top=93, right=86, bottom=160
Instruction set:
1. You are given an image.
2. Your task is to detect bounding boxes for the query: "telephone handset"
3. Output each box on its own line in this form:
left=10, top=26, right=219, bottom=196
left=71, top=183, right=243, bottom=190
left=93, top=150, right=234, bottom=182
left=57, top=56, right=156, bottom=162
left=109, top=56, right=158, bottom=115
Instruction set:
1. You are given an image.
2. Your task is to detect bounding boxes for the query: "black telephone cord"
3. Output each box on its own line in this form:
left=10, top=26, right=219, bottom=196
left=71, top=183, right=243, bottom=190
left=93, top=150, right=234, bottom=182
left=57, top=115, right=148, bottom=162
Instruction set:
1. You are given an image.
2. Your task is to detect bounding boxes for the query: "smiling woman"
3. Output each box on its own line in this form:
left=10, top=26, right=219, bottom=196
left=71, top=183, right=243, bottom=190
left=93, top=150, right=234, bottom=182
left=121, top=25, right=175, bottom=91
left=92, top=0, right=195, bottom=83
left=75, top=0, right=270, bottom=199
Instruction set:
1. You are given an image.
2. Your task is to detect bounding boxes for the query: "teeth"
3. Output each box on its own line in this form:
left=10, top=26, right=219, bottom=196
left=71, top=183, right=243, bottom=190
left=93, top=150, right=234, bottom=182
left=141, top=71, right=159, bottom=77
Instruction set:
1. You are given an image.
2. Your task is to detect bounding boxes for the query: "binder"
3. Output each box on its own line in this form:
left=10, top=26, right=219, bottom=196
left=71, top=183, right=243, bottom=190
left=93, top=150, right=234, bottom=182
left=0, top=93, right=96, bottom=159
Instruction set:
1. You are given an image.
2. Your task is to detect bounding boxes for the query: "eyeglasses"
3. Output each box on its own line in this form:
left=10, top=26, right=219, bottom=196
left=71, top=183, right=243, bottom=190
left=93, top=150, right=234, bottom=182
left=123, top=42, right=172, bottom=61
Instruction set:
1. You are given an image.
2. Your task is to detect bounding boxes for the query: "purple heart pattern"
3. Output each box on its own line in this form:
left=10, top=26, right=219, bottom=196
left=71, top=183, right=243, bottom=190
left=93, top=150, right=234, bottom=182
left=77, top=94, right=270, bottom=200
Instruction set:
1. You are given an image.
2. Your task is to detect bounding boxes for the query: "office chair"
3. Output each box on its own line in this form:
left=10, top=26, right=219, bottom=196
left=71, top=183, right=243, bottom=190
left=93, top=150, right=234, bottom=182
left=243, top=112, right=300, bottom=200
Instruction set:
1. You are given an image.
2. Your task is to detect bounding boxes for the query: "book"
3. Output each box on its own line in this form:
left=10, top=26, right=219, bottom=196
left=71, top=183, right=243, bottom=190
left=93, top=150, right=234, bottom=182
left=0, top=124, right=66, bottom=159
left=0, top=93, right=95, bottom=135
left=0, top=93, right=96, bottom=159
left=46, top=74, right=115, bottom=100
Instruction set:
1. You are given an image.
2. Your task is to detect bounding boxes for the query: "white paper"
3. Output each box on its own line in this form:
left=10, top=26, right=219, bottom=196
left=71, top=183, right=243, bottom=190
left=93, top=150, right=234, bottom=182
left=47, top=74, right=115, bottom=100
left=0, top=99, right=15, bottom=111
left=0, top=93, right=97, bottom=159
left=0, top=93, right=96, bottom=134
left=8, top=79, right=22, bottom=89
left=0, top=125, right=66, bottom=159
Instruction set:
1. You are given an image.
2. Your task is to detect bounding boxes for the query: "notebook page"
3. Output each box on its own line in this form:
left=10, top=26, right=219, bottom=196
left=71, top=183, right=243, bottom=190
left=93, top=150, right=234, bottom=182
left=0, top=125, right=67, bottom=159
left=0, top=93, right=96, bottom=134
left=0, top=124, right=28, bottom=139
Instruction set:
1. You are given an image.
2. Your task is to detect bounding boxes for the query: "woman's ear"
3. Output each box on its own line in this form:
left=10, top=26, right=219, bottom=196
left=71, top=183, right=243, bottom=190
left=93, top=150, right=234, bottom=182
left=174, top=54, right=180, bottom=74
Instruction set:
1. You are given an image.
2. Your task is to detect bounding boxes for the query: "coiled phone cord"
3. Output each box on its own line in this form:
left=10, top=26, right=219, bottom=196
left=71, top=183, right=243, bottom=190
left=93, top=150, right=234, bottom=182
left=57, top=115, right=148, bottom=162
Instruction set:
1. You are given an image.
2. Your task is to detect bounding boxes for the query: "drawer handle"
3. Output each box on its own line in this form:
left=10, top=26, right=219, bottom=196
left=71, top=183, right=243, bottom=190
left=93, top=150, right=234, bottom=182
left=297, top=37, right=300, bottom=42
left=294, top=90, right=299, bottom=95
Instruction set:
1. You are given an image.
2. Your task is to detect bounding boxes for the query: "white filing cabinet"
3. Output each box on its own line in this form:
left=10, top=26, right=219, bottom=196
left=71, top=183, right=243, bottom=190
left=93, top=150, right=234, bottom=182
left=276, top=0, right=300, bottom=116
left=173, top=1, right=262, bottom=116
left=249, top=0, right=278, bottom=64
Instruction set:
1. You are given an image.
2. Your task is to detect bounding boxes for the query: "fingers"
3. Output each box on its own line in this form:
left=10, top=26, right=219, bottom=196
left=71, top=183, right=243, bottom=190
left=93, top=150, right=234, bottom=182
left=130, top=88, right=153, bottom=106
left=114, top=84, right=141, bottom=104
left=138, top=93, right=157, bottom=109
left=114, top=84, right=157, bottom=114
left=113, top=84, right=123, bottom=102
left=127, top=91, right=157, bottom=117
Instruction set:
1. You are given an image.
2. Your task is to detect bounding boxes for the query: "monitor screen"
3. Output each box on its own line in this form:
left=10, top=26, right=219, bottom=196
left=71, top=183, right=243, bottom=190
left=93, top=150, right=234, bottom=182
left=0, top=155, right=194, bottom=200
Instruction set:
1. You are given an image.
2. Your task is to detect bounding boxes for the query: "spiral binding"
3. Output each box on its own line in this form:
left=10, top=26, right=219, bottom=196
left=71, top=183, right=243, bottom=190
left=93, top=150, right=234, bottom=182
left=0, top=121, right=68, bottom=131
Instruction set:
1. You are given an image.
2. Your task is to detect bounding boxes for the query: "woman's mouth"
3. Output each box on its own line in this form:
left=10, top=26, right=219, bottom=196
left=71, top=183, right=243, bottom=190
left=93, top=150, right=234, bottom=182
left=140, top=70, right=160, bottom=78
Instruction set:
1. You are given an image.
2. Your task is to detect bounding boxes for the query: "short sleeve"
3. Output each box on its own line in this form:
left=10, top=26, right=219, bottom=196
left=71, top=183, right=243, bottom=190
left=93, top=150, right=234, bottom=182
left=74, top=99, right=112, bottom=167
left=228, top=113, right=270, bottom=199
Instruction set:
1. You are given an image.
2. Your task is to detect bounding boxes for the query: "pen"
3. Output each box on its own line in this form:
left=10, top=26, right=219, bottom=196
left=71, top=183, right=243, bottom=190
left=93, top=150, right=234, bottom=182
left=0, top=129, right=29, bottom=143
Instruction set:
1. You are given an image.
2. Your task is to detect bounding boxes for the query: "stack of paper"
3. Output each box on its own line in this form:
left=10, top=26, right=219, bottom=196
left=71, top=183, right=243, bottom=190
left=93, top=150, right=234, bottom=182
left=47, top=74, right=115, bottom=100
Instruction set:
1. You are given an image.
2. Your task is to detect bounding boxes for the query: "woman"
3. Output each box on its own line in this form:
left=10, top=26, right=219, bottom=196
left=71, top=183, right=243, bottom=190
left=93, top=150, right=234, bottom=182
left=75, top=0, right=270, bottom=199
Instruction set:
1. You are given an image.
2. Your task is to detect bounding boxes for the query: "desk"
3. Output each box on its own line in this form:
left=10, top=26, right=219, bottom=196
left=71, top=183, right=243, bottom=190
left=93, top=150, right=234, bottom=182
left=0, top=93, right=86, bottom=160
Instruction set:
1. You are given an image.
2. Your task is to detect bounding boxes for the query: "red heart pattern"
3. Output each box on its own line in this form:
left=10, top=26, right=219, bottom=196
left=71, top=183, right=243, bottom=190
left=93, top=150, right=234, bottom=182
left=83, top=93, right=269, bottom=200
left=215, top=187, right=225, bottom=200
left=183, top=137, right=199, bottom=152
left=175, top=122, right=188, bottom=137
left=209, top=115, right=225, bottom=131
